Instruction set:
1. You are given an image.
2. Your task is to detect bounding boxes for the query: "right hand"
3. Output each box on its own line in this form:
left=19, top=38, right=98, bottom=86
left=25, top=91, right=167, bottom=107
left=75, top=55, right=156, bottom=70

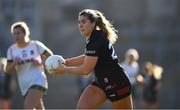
left=12, top=57, right=21, bottom=66
left=50, top=64, right=66, bottom=76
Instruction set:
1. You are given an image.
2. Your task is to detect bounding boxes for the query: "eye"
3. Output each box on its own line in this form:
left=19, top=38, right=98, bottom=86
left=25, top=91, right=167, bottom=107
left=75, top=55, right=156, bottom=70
left=82, top=21, right=86, bottom=24
left=81, top=19, right=87, bottom=24
left=13, top=31, right=22, bottom=36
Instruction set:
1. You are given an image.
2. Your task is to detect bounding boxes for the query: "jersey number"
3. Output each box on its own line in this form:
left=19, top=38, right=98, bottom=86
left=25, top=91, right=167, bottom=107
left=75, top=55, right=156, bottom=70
left=108, top=43, right=117, bottom=59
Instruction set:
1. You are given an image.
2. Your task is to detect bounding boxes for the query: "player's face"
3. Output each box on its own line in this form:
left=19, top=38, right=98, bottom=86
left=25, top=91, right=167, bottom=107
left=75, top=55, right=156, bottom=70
left=13, top=28, right=26, bottom=44
left=78, top=15, right=95, bottom=38
left=126, top=54, right=134, bottom=63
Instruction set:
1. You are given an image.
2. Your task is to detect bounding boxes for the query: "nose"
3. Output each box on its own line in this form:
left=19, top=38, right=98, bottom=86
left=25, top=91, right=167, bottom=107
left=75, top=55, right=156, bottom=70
left=14, top=35, right=20, bottom=40
left=79, top=22, right=83, bottom=28
left=14, top=34, right=23, bottom=40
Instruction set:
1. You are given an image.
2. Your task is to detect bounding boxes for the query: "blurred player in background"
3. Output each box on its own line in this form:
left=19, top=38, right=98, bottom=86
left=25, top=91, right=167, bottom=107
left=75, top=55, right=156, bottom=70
left=121, top=48, right=140, bottom=107
left=0, top=57, right=12, bottom=109
left=137, top=62, right=163, bottom=109
left=52, top=9, right=133, bottom=109
left=6, top=21, right=53, bottom=109
left=78, top=74, right=94, bottom=95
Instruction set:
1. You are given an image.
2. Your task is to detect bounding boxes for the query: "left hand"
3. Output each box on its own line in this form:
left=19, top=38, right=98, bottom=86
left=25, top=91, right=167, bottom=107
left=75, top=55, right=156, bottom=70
left=50, top=64, right=66, bottom=76
left=31, top=59, right=41, bottom=66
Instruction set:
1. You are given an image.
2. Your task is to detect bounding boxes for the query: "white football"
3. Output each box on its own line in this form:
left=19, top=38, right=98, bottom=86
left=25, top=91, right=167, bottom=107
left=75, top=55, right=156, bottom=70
left=45, top=55, right=65, bottom=74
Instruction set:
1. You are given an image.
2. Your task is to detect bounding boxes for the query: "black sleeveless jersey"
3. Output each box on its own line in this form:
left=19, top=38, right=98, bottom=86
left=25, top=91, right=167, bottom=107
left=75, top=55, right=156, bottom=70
left=85, top=30, right=125, bottom=81
left=85, top=30, right=131, bottom=101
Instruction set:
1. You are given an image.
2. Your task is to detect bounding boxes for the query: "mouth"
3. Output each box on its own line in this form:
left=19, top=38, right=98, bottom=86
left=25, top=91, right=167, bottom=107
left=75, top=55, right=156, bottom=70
left=15, top=38, right=20, bottom=41
left=80, top=30, right=85, bottom=35
left=80, top=29, right=85, bottom=32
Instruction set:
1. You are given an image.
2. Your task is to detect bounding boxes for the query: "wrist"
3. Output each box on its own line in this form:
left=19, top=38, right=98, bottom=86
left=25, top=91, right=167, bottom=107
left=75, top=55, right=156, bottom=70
left=63, top=65, right=68, bottom=73
left=12, top=62, right=17, bottom=67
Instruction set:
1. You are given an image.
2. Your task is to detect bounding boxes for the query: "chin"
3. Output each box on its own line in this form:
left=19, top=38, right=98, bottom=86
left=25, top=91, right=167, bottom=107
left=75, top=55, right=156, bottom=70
left=81, top=33, right=86, bottom=37
left=81, top=35, right=86, bottom=38
left=81, top=32, right=89, bottom=38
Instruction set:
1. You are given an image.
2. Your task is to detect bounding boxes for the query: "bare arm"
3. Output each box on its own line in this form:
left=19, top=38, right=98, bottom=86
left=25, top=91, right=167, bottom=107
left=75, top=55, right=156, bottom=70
left=6, top=63, right=15, bottom=73
left=6, top=58, right=19, bottom=73
left=52, top=55, right=97, bottom=76
left=65, top=54, right=85, bottom=66
left=0, top=64, right=5, bottom=72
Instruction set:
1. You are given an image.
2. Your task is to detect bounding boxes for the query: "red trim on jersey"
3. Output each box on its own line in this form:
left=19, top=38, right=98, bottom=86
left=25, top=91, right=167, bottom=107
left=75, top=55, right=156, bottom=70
left=117, top=86, right=130, bottom=96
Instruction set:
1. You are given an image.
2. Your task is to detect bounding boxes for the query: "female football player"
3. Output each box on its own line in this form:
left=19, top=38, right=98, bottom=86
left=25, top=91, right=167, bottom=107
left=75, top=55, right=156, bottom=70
left=6, top=21, right=53, bottom=109
left=52, top=9, right=133, bottom=109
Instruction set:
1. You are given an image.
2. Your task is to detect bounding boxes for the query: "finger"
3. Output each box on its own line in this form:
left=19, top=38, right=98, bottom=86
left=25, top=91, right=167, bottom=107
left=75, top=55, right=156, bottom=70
left=51, top=71, right=60, bottom=76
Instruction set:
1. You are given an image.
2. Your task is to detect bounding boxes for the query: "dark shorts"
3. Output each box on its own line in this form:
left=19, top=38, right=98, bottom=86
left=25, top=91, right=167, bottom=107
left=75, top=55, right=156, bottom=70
left=91, top=77, right=131, bottom=102
left=143, top=90, right=157, bottom=103
left=0, top=91, right=11, bottom=99
left=24, top=85, right=47, bottom=97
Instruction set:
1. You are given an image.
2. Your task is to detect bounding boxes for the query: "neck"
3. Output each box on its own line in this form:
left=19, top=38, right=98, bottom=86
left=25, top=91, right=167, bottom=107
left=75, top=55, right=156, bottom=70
left=86, top=29, right=95, bottom=40
left=85, top=33, right=91, bottom=39
left=17, top=40, right=30, bottom=48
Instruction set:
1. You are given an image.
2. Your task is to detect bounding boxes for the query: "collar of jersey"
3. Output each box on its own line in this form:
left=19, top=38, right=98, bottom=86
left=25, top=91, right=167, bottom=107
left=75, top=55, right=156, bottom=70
left=86, top=30, right=97, bottom=43
left=16, top=40, right=31, bottom=48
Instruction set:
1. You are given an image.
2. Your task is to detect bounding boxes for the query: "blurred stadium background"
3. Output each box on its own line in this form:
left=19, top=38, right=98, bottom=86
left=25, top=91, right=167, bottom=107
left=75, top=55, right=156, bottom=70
left=0, top=0, right=180, bottom=109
